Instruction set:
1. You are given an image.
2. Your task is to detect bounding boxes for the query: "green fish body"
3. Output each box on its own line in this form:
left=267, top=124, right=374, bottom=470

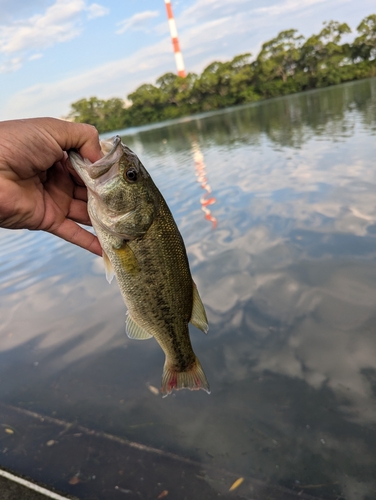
left=69, top=136, right=209, bottom=395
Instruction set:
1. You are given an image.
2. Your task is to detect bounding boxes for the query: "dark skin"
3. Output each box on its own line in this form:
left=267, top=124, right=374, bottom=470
left=0, top=117, right=104, bottom=256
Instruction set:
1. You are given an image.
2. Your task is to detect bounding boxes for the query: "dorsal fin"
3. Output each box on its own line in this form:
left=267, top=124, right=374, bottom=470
left=126, top=314, right=153, bottom=340
left=190, top=281, right=209, bottom=334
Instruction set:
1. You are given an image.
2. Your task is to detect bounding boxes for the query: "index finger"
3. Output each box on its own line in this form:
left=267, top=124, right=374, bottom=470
left=38, top=118, right=104, bottom=163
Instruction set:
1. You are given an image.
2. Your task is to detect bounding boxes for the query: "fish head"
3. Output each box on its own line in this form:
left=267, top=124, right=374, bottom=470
left=69, top=136, right=159, bottom=239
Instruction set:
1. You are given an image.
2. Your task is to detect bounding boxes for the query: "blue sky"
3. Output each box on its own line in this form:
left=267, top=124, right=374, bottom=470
left=0, top=0, right=374, bottom=121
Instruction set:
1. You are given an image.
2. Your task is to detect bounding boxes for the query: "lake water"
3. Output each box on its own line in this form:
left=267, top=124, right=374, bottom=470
left=1, top=78, right=376, bottom=499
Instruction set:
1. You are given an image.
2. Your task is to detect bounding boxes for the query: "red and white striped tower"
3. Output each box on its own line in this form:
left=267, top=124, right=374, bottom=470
left=164, top=0, right=186, bottom=78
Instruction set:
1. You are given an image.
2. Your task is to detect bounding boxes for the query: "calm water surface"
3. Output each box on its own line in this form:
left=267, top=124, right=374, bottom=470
left=1, top=79, right=376, bottom=499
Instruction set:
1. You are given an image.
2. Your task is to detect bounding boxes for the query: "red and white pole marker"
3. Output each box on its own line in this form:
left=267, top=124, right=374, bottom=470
left=164, top=0, right=186, bottom=78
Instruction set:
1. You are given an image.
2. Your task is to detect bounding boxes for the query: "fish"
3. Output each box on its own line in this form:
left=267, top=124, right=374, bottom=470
left=69, top=136, right=210, bottom=396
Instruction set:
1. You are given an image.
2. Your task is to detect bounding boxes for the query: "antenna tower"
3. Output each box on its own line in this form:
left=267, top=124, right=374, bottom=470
left=164, top=0, right=186, bottom=77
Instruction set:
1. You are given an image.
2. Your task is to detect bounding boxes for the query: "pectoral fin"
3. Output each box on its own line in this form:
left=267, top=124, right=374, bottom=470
left=102, top=251, right=114, bottom=284
left=113, top=242, right=140, bottom=275
left=190, top=282, right=209, bottom=334
left=126, top=314, right=153, bottom=340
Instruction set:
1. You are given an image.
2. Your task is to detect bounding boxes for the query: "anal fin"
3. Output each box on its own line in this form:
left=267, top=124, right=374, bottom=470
left=126, top=314, right=153, bottom=340
left=190, top=281, right=209, bottom=334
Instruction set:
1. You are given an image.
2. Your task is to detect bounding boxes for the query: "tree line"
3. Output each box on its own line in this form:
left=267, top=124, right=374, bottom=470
left=68, top=14, right=376, bottom=133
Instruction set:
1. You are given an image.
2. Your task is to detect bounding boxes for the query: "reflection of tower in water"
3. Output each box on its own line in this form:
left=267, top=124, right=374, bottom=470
left=192, top=142, right=217, bottom=229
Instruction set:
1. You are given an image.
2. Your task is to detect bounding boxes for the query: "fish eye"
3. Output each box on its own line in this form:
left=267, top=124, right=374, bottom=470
left=125, top=168, right=138, bottom=182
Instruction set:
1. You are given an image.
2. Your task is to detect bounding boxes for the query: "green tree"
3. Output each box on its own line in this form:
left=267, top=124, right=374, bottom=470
left=68, top=14, right=376, bottom=132
left=228, top=54, right=258, bottom=102
left=155, top=72, right=199, bottom=116
left=69, top=97, right=104, bottom=128
left=353, top=14, right=376, bottom=61
left=68, top=97, right=129, bottom=133
left=256, top=29, right=304, bottom=84
left=195, top=61, right=232, bottom=110
left=299, top=21, right=352, bottom=86
left=99, top=98, right=130, bottom=132
left=194, top=54, right=257, bottom=111
left=127, top=84, right=167, bottom=124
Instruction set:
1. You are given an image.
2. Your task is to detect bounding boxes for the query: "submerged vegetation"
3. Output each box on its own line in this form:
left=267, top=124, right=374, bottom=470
left=68, top=14, right=376, bottom=133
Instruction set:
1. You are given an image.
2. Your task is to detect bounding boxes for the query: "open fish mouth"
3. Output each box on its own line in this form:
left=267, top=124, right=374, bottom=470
left=69, top=136, right=124, bottom=187
left=68, top=136, right=141, bottom=240
left=100, top=136, right=119, bottom=155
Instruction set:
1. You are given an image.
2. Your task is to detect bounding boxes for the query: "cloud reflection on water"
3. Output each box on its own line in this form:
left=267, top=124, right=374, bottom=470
left=1, top=79, right=376, bottom=498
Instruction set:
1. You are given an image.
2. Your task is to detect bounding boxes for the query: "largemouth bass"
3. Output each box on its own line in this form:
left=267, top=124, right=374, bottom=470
left=69, top=136, right=209, bottom=396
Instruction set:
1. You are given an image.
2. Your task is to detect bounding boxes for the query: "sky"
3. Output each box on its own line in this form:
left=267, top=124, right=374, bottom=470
left=0, top=0, right=375, bottom=121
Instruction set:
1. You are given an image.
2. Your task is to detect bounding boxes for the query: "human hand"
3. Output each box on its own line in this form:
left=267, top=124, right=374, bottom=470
left=0, top=117, right=103, bottom=255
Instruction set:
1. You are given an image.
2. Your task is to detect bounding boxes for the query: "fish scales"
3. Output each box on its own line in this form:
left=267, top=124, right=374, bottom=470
left=69, top=136, right=210, bottom=396
left=99, top=198, right=195, bottom=370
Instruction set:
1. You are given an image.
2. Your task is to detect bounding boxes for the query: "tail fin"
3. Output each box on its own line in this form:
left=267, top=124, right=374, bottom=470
left=161, top=356, right=210, bottom=397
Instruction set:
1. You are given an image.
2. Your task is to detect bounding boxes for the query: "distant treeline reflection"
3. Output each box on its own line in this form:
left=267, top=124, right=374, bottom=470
left=68, top=14, right=376, bottom=133
left=119, top=78, right=376, bottom=157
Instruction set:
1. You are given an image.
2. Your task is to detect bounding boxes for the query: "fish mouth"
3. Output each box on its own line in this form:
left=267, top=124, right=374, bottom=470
left=69, top=136, right=140, bottom=239
left=69, top=135, right=123, bottom=186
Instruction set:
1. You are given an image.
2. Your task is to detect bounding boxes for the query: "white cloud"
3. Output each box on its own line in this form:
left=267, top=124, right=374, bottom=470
left=0, top=0, right=49, bottom=23
left=28, top=53, right=43, bottom=61
left=0, top=0, right=108, bottom=73
left=0, top=0, right=354, bottom=118
left=116, top=10, right=160, bottom=35
left=0, top=0, right=373, bottom=119
left=86, top=3, right=109, bottom=19
left=254, top=0, right=330, bottom=16
left=0, top=0, right=85, bottom=54
left=1, top=37, right=173, bottom=119
left=0, top=56, right=22, bottom=73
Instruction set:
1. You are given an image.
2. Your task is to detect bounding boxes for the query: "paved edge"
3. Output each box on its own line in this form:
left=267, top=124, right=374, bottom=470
left=0, top=468, right=77, bottom=500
